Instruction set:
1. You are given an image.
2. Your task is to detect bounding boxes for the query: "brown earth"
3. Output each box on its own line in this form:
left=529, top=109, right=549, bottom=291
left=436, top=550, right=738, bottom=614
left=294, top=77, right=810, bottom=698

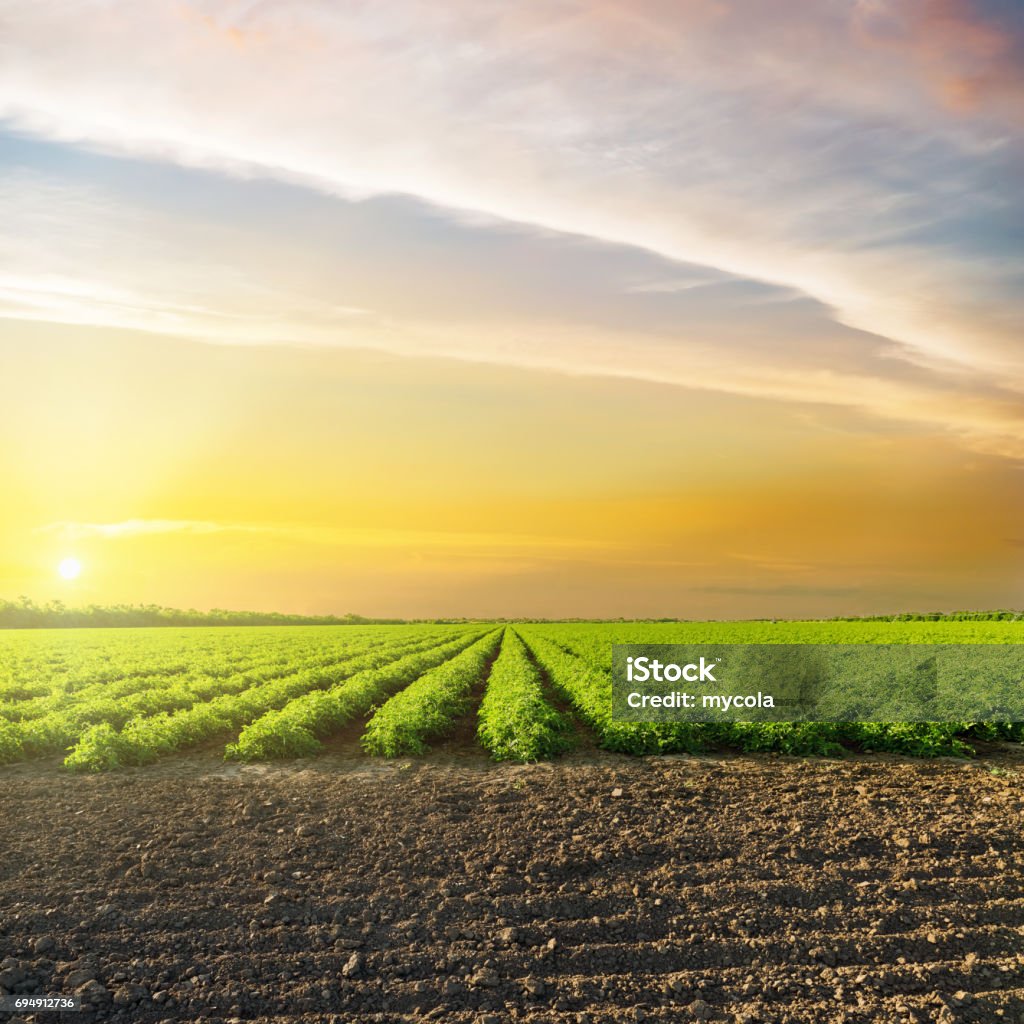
left=1, top=746, right=1023, bottom=1024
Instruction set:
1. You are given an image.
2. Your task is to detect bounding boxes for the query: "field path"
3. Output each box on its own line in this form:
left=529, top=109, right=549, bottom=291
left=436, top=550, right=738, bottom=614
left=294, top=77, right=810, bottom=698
left=2, top=749, right=1023, bottom=1023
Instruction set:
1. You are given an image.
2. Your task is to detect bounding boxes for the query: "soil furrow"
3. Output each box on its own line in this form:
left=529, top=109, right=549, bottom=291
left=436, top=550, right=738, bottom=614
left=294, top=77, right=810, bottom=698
left=2, top=749, right=1022, bottom=1024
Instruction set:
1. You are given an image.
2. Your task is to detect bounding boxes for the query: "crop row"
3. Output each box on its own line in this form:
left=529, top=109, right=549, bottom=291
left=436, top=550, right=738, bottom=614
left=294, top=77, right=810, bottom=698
left=0, top=630, right=419, bottom=764
left=0, top=624, right=364, bottom=692
left=61, top=630, right=474, bottom=771
left=519, top=629, right=1024, bottom=756
left=476, top=629, right=574, bottom=762
left=0, top=640, right=357, bottom=724
left=517, top=630, right=704, bottom=755
left=0, top=626, right=344, bottom=704
left=360, top=630, right=504, bottom=756
left=225, top=629, right=492, bottom=761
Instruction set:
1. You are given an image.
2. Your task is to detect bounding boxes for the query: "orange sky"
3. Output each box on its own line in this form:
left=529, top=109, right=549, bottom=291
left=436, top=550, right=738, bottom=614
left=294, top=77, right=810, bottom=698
left=1, top=0, right=1023, bottom=617
left=2, top=323, right=1021, bottom=618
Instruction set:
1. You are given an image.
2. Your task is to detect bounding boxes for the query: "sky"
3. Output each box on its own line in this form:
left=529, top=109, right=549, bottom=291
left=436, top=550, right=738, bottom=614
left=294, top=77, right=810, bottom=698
left=1, top=0, right=1022, bottom=618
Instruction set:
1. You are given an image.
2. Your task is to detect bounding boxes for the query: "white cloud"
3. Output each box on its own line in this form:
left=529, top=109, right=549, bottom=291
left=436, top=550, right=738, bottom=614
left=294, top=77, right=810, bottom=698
left=1, top=0, right=1022, bottom=452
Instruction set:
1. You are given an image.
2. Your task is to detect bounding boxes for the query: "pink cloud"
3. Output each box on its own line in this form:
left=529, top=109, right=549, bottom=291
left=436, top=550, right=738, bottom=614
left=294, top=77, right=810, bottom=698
left=855, top=0, right=1024, bottom=118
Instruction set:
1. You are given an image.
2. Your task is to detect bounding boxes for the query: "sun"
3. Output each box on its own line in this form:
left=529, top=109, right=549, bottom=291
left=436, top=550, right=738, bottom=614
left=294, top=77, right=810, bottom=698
left=58, top=558, right=82, bottom=581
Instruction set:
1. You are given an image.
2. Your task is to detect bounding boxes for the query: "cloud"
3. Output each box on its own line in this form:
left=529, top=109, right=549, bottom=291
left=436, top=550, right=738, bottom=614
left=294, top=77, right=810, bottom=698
left=34, top=518, right=603, bottom=554
left=36, top=519, right=242, bottom=540
left=2, top=158, right=1024, bottom=458
left=0, top=0, right=1022, bottom=452
left=855, top=0, right=1024, bottom=117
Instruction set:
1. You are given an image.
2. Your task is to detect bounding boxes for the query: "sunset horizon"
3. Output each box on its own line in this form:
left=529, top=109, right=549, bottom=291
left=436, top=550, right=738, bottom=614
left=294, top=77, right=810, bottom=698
left=2, top=0, right=1023, bottom=619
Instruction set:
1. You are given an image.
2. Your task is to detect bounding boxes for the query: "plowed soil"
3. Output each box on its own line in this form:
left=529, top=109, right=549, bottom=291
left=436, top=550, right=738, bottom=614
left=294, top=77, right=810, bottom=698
left=2, top=748, right=1023, bottom=1024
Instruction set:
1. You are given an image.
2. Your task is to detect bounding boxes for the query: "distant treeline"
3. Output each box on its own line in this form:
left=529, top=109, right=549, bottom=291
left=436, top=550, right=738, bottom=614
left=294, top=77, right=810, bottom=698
left=1, top=597, right=1021, bottom=628
left=830, top=610, right=1023, bottom=622
left=0, top=598, right=410, bottom=629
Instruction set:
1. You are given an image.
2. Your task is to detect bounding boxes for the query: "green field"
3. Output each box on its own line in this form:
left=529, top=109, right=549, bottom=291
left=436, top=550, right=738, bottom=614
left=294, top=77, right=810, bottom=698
left=1, top=621, right=1022, bottom=771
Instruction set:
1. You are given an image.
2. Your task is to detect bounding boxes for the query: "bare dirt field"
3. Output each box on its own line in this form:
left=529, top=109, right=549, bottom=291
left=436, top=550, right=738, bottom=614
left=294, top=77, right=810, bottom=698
left=2, top=746, right=1023, bottom=1024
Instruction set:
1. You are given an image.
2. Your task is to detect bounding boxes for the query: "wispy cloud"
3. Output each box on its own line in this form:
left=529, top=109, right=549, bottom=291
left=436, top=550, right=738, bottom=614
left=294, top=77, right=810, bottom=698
left=854, top=0, right=1024, bottom=118
left=36, top=519, right=242, bottom=540
left=1, top=0, right=1022, bottom=456
left=34, top=519, right=603, bottom=553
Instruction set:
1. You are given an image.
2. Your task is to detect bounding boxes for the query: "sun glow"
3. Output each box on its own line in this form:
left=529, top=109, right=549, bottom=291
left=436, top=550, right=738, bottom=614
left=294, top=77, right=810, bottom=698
left=58, top=557, right=82, bottom=580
